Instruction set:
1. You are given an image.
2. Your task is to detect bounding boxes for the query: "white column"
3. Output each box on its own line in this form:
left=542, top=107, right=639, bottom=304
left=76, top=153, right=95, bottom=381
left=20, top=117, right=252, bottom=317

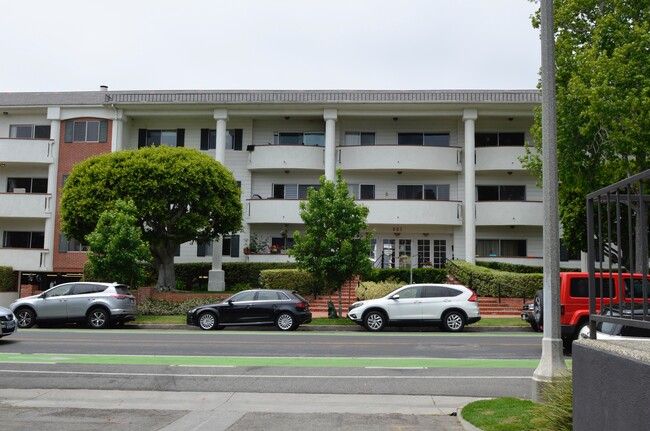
left=111, top=109, right=124, bottom=152
left=208, top=109, right=229, bottom=291
left=44, top=107, right=61, bottom=271
left=323, top=109, right=337, bottom=181
left=463, top=109, right=478, bottom=265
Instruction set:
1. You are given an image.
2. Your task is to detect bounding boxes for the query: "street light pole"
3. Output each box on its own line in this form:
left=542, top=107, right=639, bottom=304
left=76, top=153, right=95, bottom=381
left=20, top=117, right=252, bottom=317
left=532, top=0, right=567, bottom=400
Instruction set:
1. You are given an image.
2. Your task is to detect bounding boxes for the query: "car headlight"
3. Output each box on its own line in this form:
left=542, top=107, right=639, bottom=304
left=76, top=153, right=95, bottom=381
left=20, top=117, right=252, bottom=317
left=348, top=302, right=364, bottom=311
left=188, top=308, right=197, bottom=314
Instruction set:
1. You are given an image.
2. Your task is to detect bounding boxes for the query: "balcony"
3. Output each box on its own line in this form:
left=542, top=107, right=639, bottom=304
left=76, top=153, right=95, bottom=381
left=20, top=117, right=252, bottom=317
left=475, top=201, right=544, bottom=226
left=247, top=145, right=324, bottom=171
left=338, top=145, right=462, bottom=172
left=0, top=138, right=55, bottom=164
left=0, top=248, right=50, bottom=271
left=475, top=146, right=528, bottom=172
left=0, top=193, right=52, bottom=218
left=364, top=200, right=463, bottom=225
left=246, top=199, right=303, bottom=224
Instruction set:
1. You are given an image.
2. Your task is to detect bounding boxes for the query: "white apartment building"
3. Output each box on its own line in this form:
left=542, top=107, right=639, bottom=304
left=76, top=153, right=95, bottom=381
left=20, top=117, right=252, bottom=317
left=0, top=89, right=576, bottom=288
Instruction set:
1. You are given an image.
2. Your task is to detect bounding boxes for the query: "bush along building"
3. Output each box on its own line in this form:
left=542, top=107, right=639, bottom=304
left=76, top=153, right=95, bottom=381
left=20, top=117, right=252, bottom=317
left=0, top=88, right=580, bottom=290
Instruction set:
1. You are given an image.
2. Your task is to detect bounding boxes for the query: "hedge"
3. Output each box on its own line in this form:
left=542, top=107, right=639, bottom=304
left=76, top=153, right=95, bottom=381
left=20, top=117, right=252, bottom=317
left=0, top=266, right=16, bottom=292
left=446, top=260, right=542, bottom=299
left=476, top=261, right=581, bottom=274
left=364, top=268, right=447, bottom=284
left=259, top=269, right=319, bottom=297
left=355, top=280, right=403, bottom=300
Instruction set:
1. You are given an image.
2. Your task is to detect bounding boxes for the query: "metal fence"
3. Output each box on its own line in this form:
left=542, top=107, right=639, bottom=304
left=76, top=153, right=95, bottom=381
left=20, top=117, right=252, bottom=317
left=586, top=169, right=650, bottom=337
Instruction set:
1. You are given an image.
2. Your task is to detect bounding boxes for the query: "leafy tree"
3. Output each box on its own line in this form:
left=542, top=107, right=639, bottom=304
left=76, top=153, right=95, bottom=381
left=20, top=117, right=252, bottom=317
left=85, top=199, right=151, bottom=287
left=61, top=146, right=243, bottom=289
left=288, top=170, right=373, bottom=314
left=523, top=0, right=650, bottom=260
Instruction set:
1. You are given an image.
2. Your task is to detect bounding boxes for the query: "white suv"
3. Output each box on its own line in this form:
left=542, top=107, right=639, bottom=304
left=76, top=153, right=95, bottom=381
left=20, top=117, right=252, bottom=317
left=347, top=283, right=481, bottom=332
left=10, top=282, right=137, bottom=329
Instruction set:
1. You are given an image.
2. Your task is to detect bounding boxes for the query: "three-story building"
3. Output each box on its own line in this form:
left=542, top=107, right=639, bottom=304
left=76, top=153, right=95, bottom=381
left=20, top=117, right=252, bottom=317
left=0, top=89, right=571, bottom=289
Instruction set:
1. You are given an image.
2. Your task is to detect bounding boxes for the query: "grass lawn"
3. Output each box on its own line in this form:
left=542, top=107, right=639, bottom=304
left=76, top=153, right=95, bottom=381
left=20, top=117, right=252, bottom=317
left=133, top=315, right=527, bottom=327
left=461, top=398, right=542, bottom=431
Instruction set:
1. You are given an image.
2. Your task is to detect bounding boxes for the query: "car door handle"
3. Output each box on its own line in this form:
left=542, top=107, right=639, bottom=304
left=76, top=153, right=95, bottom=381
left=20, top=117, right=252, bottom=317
left=246, top=305, right=252, bottom=309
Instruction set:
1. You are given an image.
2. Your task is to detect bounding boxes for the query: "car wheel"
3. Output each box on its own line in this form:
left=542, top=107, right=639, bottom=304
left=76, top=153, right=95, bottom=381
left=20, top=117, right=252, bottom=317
left=363, top=311, right=386, bottom=332
left=198, top=311, right=218, bottom=330
left=276, top=312, right=296, bottom=331
left=529, top=321, right=541, bottom=332
left=15, top=308, right=36, bottom=328
left=442, top=311, right=466, bottom=332
left=88, top=308, right=110, bottom=329
left=577, top=320, right=590, bottom=339
left=533, top=290, right=544, bottom=328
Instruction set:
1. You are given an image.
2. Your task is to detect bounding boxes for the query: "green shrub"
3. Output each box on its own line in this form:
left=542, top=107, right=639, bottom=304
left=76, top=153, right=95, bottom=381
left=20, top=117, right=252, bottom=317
left=365, top=268, right=447, bottom=284
left=137, top=298, right=218, bottom=316
left=0, top=266, right=16, bottom=292
left=532, top=373, right=573, bottom=431
left=355, top=280, right=402, bottom=300
left=446, top=260, right=542, bottom=298
left=259, top=269, right=320, bottom=296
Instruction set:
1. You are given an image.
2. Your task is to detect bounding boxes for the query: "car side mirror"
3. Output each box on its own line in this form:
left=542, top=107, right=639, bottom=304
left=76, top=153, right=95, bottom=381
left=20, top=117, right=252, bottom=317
left=390, top=294, right=400, bottom=300
left=227, top=300, right=233, bottom=306
left=38, top=293, right=46, bottom=299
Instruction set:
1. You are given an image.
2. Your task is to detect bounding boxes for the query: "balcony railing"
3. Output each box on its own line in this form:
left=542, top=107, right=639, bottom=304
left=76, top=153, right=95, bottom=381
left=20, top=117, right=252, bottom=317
left=247, top=145, right=324, bottom=171
left=475, top=146, right=528, bottom=171
left=338, top=145, right=462, bottom=172
left=0, top=138, right=55, bottom=164
left=475, top=201, right=544, bottom=226
left=0, top=193, right=52, bottom=217
left=0, top=248, right=49, bottom=271
left=246, top=198, right=463, bottom=226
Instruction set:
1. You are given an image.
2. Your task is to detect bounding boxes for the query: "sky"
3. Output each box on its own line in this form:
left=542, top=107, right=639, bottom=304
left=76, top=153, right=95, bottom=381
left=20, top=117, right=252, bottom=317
left=1, top=0, right=541, bottom=92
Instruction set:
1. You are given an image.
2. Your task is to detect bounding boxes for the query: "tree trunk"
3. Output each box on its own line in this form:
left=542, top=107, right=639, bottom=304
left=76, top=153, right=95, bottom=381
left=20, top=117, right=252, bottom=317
left=150, top=242, right=177, bottom=290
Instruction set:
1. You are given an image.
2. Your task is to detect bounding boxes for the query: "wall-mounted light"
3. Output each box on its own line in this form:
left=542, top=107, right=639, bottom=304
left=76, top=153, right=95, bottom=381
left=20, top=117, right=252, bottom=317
left=284, top=170, right=290, bottom=174
left=507, top=171, right=513, bottom=175
left=285, top=116, right=290, bottom=120
left=393, top=117, right=398, bottom=121
left=397, top=171, right=403, bottom=175
left=422, top=233, right=429, bottom=237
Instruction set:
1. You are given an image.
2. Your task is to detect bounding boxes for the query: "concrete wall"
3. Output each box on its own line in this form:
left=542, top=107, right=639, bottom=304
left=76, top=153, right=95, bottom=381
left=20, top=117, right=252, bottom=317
left=572, top=339, right=650, bottom=431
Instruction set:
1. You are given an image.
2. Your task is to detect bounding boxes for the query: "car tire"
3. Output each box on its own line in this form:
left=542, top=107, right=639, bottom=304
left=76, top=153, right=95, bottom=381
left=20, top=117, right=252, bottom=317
left=442, top=311, right=466, bottom=332
left=533, top=290, right=544, bottom=328
left=15, top=308, right=36, bottom=328
left=363, top=311, right=386, bottom=332
left=529, top=321, right=541, bottom=332
left=88, top=308, right=110, bottom=329
left=198, top=311, right=218, bottom=330
left=276, top=312, right=297, bottom=331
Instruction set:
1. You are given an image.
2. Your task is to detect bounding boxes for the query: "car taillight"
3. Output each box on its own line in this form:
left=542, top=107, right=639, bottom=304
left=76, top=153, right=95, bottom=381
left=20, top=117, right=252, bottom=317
left=296, top=301, right=308, bottom=309
left=111, top=295, right=130, bottom=299
left=468, top=291, right=477, bottom=302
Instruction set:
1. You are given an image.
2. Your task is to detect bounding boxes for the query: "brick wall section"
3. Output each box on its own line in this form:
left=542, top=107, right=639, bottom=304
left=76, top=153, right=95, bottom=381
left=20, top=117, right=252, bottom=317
left=53, top=118, right=112, bottom=273
left=20, top=284, right=42, bottom=297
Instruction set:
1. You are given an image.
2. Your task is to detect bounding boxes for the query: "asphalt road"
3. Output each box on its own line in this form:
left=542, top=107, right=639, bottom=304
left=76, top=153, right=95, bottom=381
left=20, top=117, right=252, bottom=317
left=1, top=327, right=543, bottom=398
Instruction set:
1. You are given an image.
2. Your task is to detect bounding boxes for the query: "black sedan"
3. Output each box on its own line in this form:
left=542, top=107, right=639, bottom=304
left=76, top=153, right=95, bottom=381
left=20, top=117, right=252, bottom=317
left=187, top=289, right=312, bottom=331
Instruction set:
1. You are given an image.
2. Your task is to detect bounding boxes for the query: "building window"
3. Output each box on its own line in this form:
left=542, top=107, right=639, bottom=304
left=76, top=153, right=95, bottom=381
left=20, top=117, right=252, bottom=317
left=10, top=124, right=50, bottom=139
left=398, top=133, right=450, bottom=146
left=273, top=184, right=320, bottom=199
left=200, top=129, right=243, bottom=151
left=397, top=184, right=450, bottom=200
left=64, top=120, right=108, bottom=143
left=476, top=239, right=526, bottom=257
left=58, top=233, right=88, bottom=252
left=7, top=178, right=47, bottom=193
left=432, top=240, right=447, bottom=268
left=137, top=129, right=185, bottom=148
left=271, top=236, right=293, bottom=251
left=477, top=185, right=526, bottom=201
left=197, top=236, right=240, bottom=257
left=344, top=132, right=375, bottom=146
left=347, top=184, right=375, bottom=199
left=3, top=231, right=44, bottom=249
left=475, top=132, right=525, bottom=147
left=273, top=132, right=324, bottom=147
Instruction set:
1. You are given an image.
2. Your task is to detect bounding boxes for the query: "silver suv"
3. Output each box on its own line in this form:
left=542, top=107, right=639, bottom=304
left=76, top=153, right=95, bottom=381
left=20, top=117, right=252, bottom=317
left=10, top=282, right=137, bottom=329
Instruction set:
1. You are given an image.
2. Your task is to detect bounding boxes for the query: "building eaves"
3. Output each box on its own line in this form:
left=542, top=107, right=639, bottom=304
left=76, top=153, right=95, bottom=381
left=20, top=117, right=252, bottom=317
left=0, top=90, right=541, bottom=107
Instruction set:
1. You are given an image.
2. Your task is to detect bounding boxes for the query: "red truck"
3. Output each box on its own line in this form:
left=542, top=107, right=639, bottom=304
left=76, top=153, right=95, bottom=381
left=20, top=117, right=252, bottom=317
left=522, top=272, right=649, bottom=348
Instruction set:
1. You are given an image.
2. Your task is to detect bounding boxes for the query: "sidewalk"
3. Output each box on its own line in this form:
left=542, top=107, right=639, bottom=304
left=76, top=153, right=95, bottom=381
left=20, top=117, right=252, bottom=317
left=0, top=388, right=483, bottom=431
